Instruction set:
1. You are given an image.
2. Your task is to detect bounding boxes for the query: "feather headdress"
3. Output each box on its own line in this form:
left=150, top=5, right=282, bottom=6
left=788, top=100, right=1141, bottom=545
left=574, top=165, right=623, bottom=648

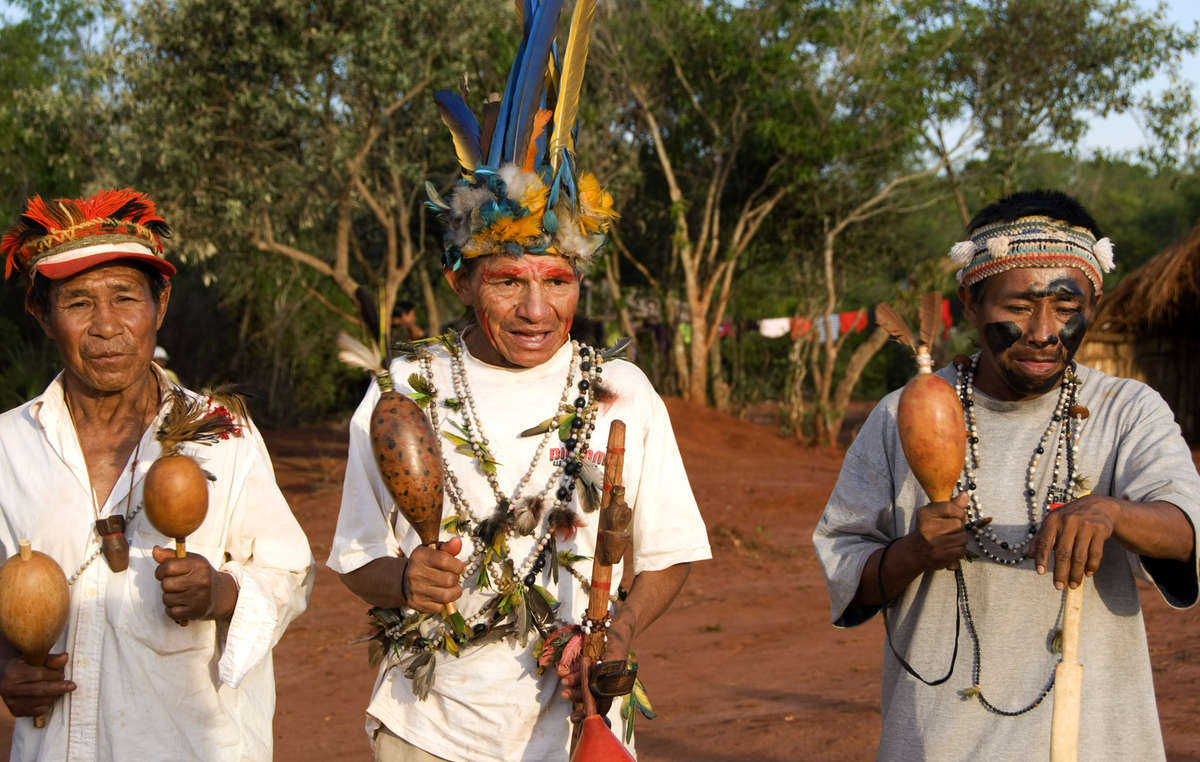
left=425, top=0, right=616, bottom=272
left=1, top=189, right=174, bottom=282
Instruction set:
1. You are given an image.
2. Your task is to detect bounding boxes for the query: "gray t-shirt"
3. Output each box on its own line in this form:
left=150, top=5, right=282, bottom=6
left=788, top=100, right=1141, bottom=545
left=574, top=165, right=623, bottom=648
left=814, top=363, right=1200, bottom=761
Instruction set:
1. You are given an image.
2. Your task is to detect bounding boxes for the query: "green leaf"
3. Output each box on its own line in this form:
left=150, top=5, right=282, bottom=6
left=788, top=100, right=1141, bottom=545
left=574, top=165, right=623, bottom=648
left=474, top=562, right=491, bottom=589
left=558, top=413, right=576, bottom=442
left=558, top=550, right=591, bottom=566
left=531, top=584, right=558, bottom=607
left=443, top=430, right=471, bottom=447
left=442, top=515, right=466, bottom=534
left=408, top=372, right=433, bottom=396
left=443, top=397, right=462, bottom=410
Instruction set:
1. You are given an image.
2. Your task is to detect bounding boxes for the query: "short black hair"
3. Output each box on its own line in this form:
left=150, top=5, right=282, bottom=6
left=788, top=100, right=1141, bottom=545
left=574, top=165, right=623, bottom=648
left=967, top=189, right=1102, bottom=239
left=25, top=261, right=169, bottom=316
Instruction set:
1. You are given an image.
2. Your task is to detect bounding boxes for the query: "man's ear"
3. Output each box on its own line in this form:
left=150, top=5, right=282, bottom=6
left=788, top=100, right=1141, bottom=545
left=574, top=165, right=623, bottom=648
left=443, top=265, right=475, bottom=306
left=958, top=282, right=978, bottom=324
left=155, top=282, right=171, bottom=330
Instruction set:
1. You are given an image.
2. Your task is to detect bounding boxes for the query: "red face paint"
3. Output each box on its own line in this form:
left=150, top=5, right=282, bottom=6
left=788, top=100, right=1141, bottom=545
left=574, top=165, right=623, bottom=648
left=460, top=255, right=580, bottom=368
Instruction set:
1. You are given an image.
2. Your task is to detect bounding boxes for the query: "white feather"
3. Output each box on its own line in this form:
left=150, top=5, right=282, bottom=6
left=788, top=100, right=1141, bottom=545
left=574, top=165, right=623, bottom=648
left=948, top=240, right=976, bottom=266
left=336, top=331, right=383, bottom=374
left=1093, top=237, right=1116, bottom=272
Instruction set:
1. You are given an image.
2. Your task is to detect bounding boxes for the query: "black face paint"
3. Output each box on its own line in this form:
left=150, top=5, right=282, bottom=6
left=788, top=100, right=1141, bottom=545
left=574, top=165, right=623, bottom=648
left=983, top=321, right=1022, bottom=354
left=1023, top=278, right=1087, bottom=301
left=1059, top=313, right=1088, bottom=358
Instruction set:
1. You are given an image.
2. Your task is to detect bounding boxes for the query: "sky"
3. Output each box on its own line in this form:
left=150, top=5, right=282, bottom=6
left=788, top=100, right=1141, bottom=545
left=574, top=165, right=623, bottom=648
left=1081, top=0, right=1200, bottom=154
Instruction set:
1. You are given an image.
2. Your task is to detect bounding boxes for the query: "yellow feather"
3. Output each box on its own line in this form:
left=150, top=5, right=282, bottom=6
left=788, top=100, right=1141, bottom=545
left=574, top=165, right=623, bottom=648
left=549, top=0, right=597, bottom=171
left=518, top=174, right=550, bottom=218
left=578, top=172, right=618, bottom=233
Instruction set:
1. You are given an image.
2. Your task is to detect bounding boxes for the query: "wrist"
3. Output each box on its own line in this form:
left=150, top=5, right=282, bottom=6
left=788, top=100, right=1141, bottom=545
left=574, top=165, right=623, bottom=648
left=397, top=556, right=412, bottom=608
left=207, top=571, right=239, bottom=621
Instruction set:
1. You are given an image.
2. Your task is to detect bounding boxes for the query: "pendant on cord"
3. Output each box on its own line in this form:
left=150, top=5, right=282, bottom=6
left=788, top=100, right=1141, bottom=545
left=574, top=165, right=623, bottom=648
left=95, top=516, right=129, bottom=572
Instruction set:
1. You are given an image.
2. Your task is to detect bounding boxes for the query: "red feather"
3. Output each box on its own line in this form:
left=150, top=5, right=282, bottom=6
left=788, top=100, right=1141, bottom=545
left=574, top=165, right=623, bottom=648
left=1, top=189, right=170, bottom=279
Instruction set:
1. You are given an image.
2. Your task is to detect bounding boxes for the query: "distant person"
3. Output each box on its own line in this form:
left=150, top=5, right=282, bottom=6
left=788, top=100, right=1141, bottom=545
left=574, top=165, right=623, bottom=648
left=327, top=7, right=710, bottom=760
left=0, top=189, right=315, bottom=760
left=814, top=190, right=1200, bottom=760
left=354, top=286, right=426, bottom=346
left=390, top=299, right=425, bottom=343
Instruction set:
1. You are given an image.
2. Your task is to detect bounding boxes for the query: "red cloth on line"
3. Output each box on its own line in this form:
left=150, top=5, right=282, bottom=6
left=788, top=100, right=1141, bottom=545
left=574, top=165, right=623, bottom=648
left=839, top=310, right=868, bottom=334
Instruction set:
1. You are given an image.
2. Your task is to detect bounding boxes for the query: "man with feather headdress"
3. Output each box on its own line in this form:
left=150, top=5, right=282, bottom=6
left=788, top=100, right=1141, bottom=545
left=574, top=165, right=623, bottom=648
left=0, top=189, right=315, bottom=761
left=327, top=2, right=710, bottom=760
left=814, top=190, right=1200, bottom=760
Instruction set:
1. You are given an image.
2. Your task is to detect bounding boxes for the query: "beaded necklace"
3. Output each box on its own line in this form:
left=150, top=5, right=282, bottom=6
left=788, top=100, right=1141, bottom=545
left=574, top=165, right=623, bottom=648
left=955, top=354, right=1086, bottom=565
left=952, top=353, right=1089, bottom=715
left=380, top=331, right=611, bottom=665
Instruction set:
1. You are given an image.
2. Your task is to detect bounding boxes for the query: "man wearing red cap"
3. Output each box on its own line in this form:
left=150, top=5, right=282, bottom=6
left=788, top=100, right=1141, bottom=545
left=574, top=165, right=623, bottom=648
left=0, top=190, right=315, bottom=761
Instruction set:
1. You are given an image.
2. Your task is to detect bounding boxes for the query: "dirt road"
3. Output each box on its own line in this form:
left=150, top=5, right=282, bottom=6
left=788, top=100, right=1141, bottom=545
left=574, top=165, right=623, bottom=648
left=3, top=399, right=1197, bottom=760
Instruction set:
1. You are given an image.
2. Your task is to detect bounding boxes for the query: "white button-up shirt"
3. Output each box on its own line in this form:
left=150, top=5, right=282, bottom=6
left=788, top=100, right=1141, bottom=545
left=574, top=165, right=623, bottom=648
left=0, top=371, right=315, bottom=761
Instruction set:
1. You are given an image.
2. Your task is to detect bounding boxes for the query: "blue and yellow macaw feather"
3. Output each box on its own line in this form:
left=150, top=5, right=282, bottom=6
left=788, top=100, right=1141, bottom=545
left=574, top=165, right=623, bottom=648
left=504, top=0, right=566, bottom=165
left=549, top=0, right=596, bottom=171
left=434, top=90, right=482, bottom=173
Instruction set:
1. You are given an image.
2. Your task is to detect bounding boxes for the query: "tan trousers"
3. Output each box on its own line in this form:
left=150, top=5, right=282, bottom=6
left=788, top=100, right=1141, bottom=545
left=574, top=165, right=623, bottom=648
left=372, top=726, right=451, bottom=762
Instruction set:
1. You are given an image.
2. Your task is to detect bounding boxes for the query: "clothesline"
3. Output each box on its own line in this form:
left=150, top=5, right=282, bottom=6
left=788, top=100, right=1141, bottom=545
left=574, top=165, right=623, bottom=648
left=732, top=299, right=952, bottom=342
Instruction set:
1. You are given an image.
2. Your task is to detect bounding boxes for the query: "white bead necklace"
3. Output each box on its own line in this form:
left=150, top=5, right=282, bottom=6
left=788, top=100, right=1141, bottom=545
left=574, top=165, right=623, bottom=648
left=955, top=353, right=1087, bottom=565
left=416, top=332, right=607, bottom=631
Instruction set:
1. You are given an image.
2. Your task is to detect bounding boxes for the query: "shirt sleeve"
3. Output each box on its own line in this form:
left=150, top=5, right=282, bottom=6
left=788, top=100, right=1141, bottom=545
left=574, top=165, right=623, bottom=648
left=624, top=369, right=711, bottom=575
left=1108, top=381, right=1200, bottom=608
left=813, top=396, right=902, bottom=628
left=327, top=379, right=405, bottom=574
left=217, top=427, right=316, bottom=688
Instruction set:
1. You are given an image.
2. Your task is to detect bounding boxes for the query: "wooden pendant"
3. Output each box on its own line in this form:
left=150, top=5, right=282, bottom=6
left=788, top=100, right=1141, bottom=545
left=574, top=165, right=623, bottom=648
left=94, top=516, right=129, bottom=573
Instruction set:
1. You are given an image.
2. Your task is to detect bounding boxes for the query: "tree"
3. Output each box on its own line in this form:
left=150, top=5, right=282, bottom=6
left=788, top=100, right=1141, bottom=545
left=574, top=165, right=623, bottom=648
left=121, top=0, right=508, bottom=341
left=592, top=0, right=790, bottom=406
left=760, top=0, right=955, bottom=445
left=925, top=0, right=1199, bottom=225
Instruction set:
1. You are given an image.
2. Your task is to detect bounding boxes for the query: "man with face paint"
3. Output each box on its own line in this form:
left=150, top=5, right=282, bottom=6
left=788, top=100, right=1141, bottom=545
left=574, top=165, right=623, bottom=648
left=327, top=8, right=710, bottom=761
left=814, top=190, right=1200, bottom=760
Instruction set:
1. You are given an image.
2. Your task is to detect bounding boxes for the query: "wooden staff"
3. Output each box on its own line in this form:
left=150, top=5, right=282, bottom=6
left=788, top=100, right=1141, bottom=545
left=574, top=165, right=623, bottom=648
left=0, top=540, right=70, bottom=728
left=570, top=421, right=636, bottom=761
left=1050, top=583, right=1084, bottom=761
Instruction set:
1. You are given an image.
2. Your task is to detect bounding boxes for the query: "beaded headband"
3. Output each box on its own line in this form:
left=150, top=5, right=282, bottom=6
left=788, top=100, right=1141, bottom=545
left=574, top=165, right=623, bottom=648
left=424, top=0, right=616, bottom=272
left=1, top=189, right=175, bottom=283
left=948, top=216, right=1114, bottom=292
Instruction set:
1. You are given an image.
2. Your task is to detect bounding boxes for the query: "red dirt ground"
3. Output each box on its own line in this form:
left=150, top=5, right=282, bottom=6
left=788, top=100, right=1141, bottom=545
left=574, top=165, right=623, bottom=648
left=3, top=399, right=1198, bottom=760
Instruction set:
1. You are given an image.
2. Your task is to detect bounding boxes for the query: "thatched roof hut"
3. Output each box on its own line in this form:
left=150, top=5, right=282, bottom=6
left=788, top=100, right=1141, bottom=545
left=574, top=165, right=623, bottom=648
left=1077, top=222, right=1200, bottom=442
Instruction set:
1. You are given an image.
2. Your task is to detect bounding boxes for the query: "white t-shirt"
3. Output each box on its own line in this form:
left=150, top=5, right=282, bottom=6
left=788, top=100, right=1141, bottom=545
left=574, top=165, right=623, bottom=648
left=0, top=370, right=315, bottom=762
left=329, top=338, right=711, bottom=762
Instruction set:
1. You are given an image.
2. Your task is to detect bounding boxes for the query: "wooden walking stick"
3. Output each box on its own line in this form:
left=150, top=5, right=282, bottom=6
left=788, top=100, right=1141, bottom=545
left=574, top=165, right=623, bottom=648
left=1050, top=583, right=1084, bottom=761
left=570, top=421, right=636, bottom=762
left=0, top=540, right=70, bottom=727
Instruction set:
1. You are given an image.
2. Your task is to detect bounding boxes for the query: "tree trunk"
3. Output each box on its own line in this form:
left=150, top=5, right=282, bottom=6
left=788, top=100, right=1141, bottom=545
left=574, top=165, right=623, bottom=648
left=418, top=264, right=441, bottom=336
left=824, top=325, right=890, bottom=448
left=710, top=336, right=730, bottom=413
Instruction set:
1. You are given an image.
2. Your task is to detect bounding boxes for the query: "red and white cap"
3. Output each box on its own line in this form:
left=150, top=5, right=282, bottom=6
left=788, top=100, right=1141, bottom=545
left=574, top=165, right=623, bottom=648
left=2, top=189, right=175, bottom=282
